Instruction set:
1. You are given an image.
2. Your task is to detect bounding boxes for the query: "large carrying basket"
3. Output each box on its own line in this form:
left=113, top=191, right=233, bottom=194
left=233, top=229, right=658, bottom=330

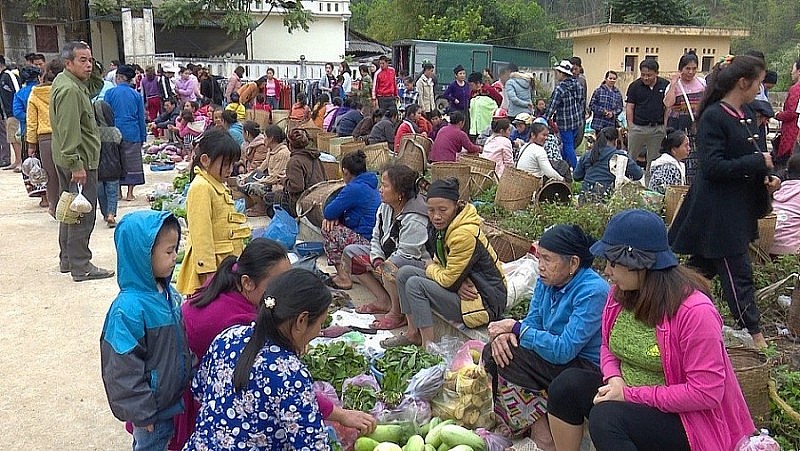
left=339, top=140, right=366, bottom=158
left=321, top=161, right=341, bottom=181
left=316, top=132, right=338, bottom=153
left=329, top=136, right=355, bottom=159
left=458, top=154, right=498, bottom=197
left=296, top=180, right=346, bottom=228
left=364, top=143, right=392, bottom=172
left=494, top=166, right=540, bottom=211
left=397, top=134, right=430, bottom=174
left=664, top=184, right=689, bottom=225
left=430, top=162, right=471, bottom=201
left=481, top=223, right=531, bottom=263
left=727, top=347, right=770, bottom=422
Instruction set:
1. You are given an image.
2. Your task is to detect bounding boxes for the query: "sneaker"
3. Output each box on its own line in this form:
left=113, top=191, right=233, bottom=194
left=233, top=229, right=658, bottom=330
left=72, top=267, right=115, bottom=282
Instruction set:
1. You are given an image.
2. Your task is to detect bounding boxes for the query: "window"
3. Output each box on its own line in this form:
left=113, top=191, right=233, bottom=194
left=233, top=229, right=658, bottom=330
left=35, top=25, right=58, bottom=53
left=624, top=55, right=638, bottom=73
left=702, top=56, right=714, bottom=72
left=645, top=54, right=658, bottom=62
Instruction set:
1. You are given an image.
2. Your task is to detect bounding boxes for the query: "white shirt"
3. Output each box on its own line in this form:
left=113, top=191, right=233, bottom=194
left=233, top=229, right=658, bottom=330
left=517, top=142, right=564, bottom=181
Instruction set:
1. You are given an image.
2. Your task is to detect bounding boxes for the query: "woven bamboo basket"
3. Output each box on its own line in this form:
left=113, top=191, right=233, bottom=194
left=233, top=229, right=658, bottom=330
left=329, top=136, right=355, bottom=159
left=296, top=180, right=346, bottom=228
left=783, top=276, right=800, bottom=335
left=481, top=223, right=531, bottom=263
left=430, top=162, right=472, bottom=201
left=245, top=109, right=270, bottom=129
left=749, top=213, right=777, bottom=262
left=664, top=184, right=689, bottom=225
left=495, top=167, right=540, bottom=211
left=271, top=109, right=290, bottom=126
left=364, top=143, right=392, bottom=172
left=536, top=180, right=571, bottom=205
left=315, top=132, right=337, bottom=153
left=458, top=154, right=498, bottom=197
left=339, top=140, right=366, bottom=158
left=300, top=125, right=323, bottom=149
left=321, top=161, right=341, bottom=181
left=727, top=347, right=770, bottom=422
left=397, top=134, right=430, bottom=174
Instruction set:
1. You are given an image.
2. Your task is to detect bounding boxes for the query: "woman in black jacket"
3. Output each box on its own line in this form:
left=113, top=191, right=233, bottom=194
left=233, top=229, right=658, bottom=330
left=669, top=55, right=781, bottom=349
left=94, top=100, right=125, bottom=228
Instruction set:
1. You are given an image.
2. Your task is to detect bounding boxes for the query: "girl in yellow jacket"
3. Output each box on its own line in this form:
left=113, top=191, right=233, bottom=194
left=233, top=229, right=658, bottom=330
left=176, top=128, right=250, bottom=296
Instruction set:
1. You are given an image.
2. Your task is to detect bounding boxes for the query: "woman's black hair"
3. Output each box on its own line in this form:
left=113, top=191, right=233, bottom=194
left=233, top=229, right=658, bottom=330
left=230, top=92, right=240, bottom=103
left=188, top=239, right=288, bottom=308
left=180, top=110, right=194, bottom=123
left=221, top=109, right=238, bottom=125
left=359, top=64, right=369, bottom=75
left=185, top=100, right=199, bottom=111
left=786, top=153, right=800, bottom=180
left=491, top=118, right=511, bottom=133
left=530, top=122, right=548, bottom=137
left=450, top=111, right=465, bottom=125
left=241, top=120, right=261, bottom=139
left=601, top=70, right=617, bottom=85
left=190, top=127, right=242, bottom=180
left=263, top=124, right=286, bottom=143
left=233, top=268, right=331, bottom=392
left=590, top=126, right=619, bottom=164
left=383, top=164, right=420, bottom=201
left=340, top=61, right=351, bottom=74
left=678, top=51, right=699, bottom=70
left=384, top=108, right=398, bottom=119
left=372, top=109, right=384, bottom=121
left=332, top=96, right=342, bottom=107
left=296, top=92, right=307, bottom=106
left=404, top=104, right=420, bottom=118
left=698, top=55, right=765, bottom=119
left=155, top=214, right=181, bottom=248
left=660, top=128, right=688, bottom=155
left=341, top=149, right=367, bottom=176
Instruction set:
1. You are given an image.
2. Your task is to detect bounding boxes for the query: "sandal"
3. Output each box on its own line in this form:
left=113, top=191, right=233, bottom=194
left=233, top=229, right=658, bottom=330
left=380, top=334, right=421, bottom=348
left=371, top=314, right=407, bottom=330
left=329, top=276, right=353, bottom=290
left=355, top=302, right=390, bottom=315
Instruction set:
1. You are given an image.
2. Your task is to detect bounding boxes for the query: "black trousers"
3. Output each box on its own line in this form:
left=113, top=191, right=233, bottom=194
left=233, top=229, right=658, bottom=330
left=686, top=253, right=760, bottom=333
left=547, top=368, right=690, bottom=451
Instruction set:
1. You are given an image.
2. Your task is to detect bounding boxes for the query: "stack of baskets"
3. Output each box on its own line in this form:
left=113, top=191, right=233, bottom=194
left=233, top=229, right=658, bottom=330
left=494, top=167, right=541, bottom=211
left=339, top=140, right=366, bottom=158
left=458, top=154, right=498, bottom=197
left=329, top=136, right=355, bottom=159
left=430, top=162, right=471, bottom=201
left=316, top=132, right=337, bottom=154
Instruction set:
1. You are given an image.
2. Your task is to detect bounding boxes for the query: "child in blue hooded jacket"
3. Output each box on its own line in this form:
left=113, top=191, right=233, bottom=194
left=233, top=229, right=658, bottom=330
left=100, top=210, right=193, bottom=450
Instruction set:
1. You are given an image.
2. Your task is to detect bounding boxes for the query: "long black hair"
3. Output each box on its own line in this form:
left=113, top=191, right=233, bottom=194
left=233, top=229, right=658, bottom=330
left=232, top=268, right=332, bottom=392
left=590, top=126, right=619, bottom=164
left=188, top=239, right=288, bottom=308
left=698, top=55, right=765, bottom=120
left=190, top=127, right=242, bottom=180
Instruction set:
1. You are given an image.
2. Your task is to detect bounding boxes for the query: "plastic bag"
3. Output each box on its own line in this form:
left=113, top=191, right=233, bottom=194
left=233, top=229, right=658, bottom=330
left=375, top=397, right=431, bottom=426
left=737, top=430, right=780, bottom=450
left=404, top=364, right=446, bottom=401
left=431, top=362, right=493, bottom=428
left=69, top=184, right=92, bottom=213
left=313, top=381, right=342, bottom=407
left=341, top=374, right=381, bottom=413
left=426, top=336, right=463, bottom=366
left=476, top=428, right=513, bottom=451
left=450, top=340, right=487, bottom=371
left=502, top=256, right=539, bottom=308
left=264, top=205, right=298, bottom=250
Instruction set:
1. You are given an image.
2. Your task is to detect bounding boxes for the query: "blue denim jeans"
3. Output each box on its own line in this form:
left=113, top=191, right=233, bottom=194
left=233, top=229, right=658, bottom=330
left=132, top=418, right=174, bottom=451
left=97, top=180, right=119, bottom=218
left=560, top=128, right=578, bottom=169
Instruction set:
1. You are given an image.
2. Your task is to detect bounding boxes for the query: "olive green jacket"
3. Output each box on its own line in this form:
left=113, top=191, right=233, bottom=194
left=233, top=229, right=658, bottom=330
left=50, top=67, right=103, bottom=171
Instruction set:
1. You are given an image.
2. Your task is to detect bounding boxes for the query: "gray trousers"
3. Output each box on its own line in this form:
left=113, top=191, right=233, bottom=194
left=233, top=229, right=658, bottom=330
left=56, top=165, right=98, bottom=275
left=396, top=265, right=462, bottom=328
left=0, top=117, right=8, bottom=164
left=626, top=123, right=665, bottom=167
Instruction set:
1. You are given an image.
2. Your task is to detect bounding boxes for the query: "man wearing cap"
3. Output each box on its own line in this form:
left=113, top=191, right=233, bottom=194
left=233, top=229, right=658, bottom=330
left=159, top=65, right=177, bottom=102
left=625, top=58, right=669, bottom=168
left=372, top=56, right=398, bottom=113
left=543, top=60, right=585, bottom=168
left=106, top=65, right=147, bottom=203
left=51, top=41, right=114, bottom=281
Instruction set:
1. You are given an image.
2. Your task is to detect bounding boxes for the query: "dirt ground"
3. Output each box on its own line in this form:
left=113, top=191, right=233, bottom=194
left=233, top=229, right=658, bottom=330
left=0, top=166, right=375, bottom=449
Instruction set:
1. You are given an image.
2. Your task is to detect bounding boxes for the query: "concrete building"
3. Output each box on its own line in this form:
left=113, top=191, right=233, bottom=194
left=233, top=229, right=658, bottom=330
left=557, top=24, right=750, bottom=94
left=0, top=1, right=81, bottom=64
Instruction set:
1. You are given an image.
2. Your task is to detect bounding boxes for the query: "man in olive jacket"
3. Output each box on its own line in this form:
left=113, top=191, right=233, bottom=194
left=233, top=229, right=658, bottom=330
left=51, top=41, right=114, bottom=281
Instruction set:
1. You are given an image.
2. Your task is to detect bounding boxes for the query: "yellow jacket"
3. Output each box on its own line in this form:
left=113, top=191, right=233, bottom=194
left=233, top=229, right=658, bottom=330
left=225, top=102, right=246, bottom=121
left=26, top=84, right=53, bottom=144
left=176, top=167, right=250, bottom=295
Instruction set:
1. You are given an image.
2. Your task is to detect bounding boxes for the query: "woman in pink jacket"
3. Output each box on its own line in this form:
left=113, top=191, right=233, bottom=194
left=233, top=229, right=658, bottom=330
left=546, top=209, right=754, bottom=451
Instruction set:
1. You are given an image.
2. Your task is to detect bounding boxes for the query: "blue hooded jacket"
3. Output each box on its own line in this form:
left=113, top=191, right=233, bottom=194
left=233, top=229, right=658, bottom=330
left=323, top=171, right=381, bottom=239
left=100, top=210, right=193, bottom=427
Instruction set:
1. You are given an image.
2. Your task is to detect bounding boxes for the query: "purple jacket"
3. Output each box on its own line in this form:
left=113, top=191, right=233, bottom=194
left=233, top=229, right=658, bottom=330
left=601, top=289, right=755, bottom=451
left=140, top=75, right=160, bottom=99
left=175, top=75, right=198, bottom=102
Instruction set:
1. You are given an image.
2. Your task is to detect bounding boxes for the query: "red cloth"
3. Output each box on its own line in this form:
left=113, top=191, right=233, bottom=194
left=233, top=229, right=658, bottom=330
left=475, top=83, right=503, bottom=106
left=394, top=120, right=416, bottom=151
left=416, top=116, right=432, bottom=135
left=146, top=96, right=162, bottom=122
left=429, top=124, right=481, bottom=162
left=373, top=67, right=398, bottom=98
left=775, top=82, right=800, bottom=159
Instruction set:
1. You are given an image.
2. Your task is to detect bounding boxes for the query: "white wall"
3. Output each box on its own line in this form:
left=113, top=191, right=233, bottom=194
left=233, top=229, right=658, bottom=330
left=90, top=20, right=120, bottom=67
left=248, top=14, right=345, bottom=63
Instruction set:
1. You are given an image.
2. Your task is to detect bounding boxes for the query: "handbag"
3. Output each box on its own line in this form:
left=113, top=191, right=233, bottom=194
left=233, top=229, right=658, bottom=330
left=55, top=191, right=81, bottom=224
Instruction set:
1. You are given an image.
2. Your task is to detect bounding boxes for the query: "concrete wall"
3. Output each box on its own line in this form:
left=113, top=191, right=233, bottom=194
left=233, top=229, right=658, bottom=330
left=90, top=21, right=120, bottom=66
left=248, top=14, right=346, bottom=63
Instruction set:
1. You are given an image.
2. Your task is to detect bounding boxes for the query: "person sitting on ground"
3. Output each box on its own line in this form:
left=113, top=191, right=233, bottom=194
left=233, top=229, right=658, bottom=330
left=224, top=92, right=246, bottom=121
left=394, top=104, right=424, bottom=151
left=547, top=209, right=755, bottom=451
left=322, top=150, right=382, bottom=289
left=336, top=101, right=364, bottom=137
left=510, top=112, right=533, bottom=149
left=240, top=120, right=267, bottom=172
left=353, top=108, right=382, bottom=143
left=368, top=108, right=398, bottom=146
left=323, top=96, right=342, bottom=131
left=345, top=164, right=430, bottom=330
left=170, top=109, right=205, bottom=155
left=311, top=93, right=330, bottom=129
left=484, top=225, right=608, bottom=443
left=289, top=92, right=311, bottom=122
left=276, top=129, right=324, bottom=217
left=219, top=110, right=244, bottom=148
left=648, top=128, right=689, bottom=194
left=150, top=97, right=180, bottom=138
left=386, top=178, right=506, bottom=348
left=771, top=154, right=800, bottom=255
left=428, top=110, right=446, bottom=141
left=517, top=122, right=565, bottom=182
left=574, top=126, right=643, bottom=201
left=331, top=96, right=353, bottom=133
left=429, top=111, right=481, bottom=162
left=477, top=108, right=508, bottom=146
left=481, top=118, right=514, bottom=177
left=238, top=125, right=290, bottom=218
left=186, top=269, right=377, bottom=449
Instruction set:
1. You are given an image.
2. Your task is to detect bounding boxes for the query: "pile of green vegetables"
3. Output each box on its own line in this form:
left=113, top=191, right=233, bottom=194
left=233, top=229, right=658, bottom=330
left=374, top=346, right=443, bottom=407
left=301, top=342, right=368, bottom=395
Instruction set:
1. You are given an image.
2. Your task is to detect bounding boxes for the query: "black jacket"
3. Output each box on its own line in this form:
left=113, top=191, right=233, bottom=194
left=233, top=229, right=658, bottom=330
left=201, top=76, right=224, bottom=105
left=94, top=100, right=126, bottom=181
left=154, top=107, right=180, bottom=129
left=0, top=70, right=20, bottom=118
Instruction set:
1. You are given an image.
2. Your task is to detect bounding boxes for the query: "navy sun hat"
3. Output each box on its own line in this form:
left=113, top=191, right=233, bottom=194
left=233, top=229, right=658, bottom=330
left=589, top=209, right=679, bottom=270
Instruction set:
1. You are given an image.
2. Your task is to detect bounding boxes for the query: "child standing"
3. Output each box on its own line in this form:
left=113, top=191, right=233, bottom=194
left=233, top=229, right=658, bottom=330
left=401, top=76, right=419, bottom=111
left=100, top=210, right=193, bottom=450
left=176, top=128, right=250, bottom=296
left=225, top=92, right=246, bottom=121
left=94, top=100, right=125, bottom=228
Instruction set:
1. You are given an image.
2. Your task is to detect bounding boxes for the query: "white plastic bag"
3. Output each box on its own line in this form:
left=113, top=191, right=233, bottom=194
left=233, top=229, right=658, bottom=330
left=502, top=256, right=539, bottom=308
left=69, top=184, right=92, bottom=213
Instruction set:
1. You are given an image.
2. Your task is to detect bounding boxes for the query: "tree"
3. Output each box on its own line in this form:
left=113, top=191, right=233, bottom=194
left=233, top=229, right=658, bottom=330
left=418, top=7, right=493, bottom=42
left=156, top=0, right=311, bottom=36
left=608, top=0, right=708, bottom=26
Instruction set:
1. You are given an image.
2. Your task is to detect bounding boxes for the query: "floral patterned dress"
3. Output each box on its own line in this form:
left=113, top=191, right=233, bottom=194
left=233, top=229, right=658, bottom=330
left=185, top=324, right=330, bottom=450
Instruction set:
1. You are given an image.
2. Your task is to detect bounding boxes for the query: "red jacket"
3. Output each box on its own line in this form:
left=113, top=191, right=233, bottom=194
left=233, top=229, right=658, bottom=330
left=373, top=67, right=398, bottom=98
left=260, top=77, right=281, bottom=98
left=394, top=119, right=417, bottom=151
left=775, top=81, right=800, bottom=159
left=474, top=83, right=503, bottom=107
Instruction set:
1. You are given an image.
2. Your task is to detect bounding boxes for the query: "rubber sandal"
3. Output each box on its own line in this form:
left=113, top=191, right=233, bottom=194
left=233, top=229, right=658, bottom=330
left=380, top=334, right=420, bottom=348
left=355, top=302, right=390, bottom=315
left=371, top=314, right=407, bottom=330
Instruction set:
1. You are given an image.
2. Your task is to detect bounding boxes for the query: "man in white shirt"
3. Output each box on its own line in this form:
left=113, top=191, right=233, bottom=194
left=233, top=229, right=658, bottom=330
left=416, top=63, right=435, bottom=114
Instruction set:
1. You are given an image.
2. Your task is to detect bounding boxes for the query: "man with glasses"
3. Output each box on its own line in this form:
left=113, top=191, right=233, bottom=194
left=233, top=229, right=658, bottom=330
left=625, top=58, right=669, bottom=168
left=51, top=41, right=114, bottom=281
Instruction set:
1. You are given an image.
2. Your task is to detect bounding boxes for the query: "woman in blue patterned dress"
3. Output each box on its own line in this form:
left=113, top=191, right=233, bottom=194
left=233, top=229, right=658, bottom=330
left=185, top=268, right=333, bottom=450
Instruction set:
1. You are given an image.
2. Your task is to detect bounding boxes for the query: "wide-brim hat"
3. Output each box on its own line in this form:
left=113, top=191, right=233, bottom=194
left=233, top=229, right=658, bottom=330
left=513, top=112, right=533, bottom=125
left=589, top=209, right=678, bottom=270
left=554, top=60, right=573, bottom=75
left=161, top=65, right=177, bottom=73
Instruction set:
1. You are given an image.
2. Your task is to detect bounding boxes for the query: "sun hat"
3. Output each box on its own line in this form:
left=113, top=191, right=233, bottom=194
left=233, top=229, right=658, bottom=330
left=512, top=112, right=533, bottom=125
left=492, top=108, right=508, bottom=119
left=589, top=209, right=679, bottom=270
left=161, top=65, right=177, bottom=73
left=553, top=60, right=573, bottom=76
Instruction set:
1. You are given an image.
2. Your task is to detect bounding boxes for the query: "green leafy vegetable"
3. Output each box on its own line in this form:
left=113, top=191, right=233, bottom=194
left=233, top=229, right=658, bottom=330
left=342, top=384, right=378, bottom=412
left=301, top=342, right=368, bottom=394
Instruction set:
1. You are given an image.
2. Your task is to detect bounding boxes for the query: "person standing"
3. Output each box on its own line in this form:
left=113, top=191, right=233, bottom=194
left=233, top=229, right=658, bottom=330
left=625, top=59, right=669, bottom=168
left=543, top=60, right=585, bottom=168
left=261, top=68, right=281, bottom=110
left=50, top=41, right=114, bottom=281
left=1, top=57, right=22, bottom=171
left=139, top=66, right=162, bottom=122
left=105, top=65, right=147, bottom=202
left=225, top=66, right=244, bottom=104
left=0, top=56, right=10, bottom=168
left=416, top=62, right=435, bottom=115
left=663, top=51, right=706, bottom=183
left=588, top=71, right=623, bottom=133
left=372, top=56, right=398, bottom=113
left=774, top=59, right=800, bottom=169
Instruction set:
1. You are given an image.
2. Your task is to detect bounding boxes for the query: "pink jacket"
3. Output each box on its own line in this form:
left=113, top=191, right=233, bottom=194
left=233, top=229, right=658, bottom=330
left=600, top=289, right=754, bottom=451
left=771, top=179, right=800, bottom=254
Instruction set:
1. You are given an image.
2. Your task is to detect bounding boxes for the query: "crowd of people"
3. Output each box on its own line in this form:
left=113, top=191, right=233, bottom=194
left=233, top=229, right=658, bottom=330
left=3, top=38, right=800, bottom=450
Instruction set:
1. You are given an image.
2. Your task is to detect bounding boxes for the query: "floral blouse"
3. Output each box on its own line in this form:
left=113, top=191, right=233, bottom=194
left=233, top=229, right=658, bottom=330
left=186, top=324, right=329, bottom=450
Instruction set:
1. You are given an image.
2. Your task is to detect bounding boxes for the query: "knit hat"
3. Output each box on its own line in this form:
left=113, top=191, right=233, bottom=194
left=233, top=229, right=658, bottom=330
left=453, top=65, right=465, bottom=75
left=554, top=60, right=573, bottom=76
left=427, top=178, right=460, bottom=202
left=590, top=209, right=678, bottom=270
